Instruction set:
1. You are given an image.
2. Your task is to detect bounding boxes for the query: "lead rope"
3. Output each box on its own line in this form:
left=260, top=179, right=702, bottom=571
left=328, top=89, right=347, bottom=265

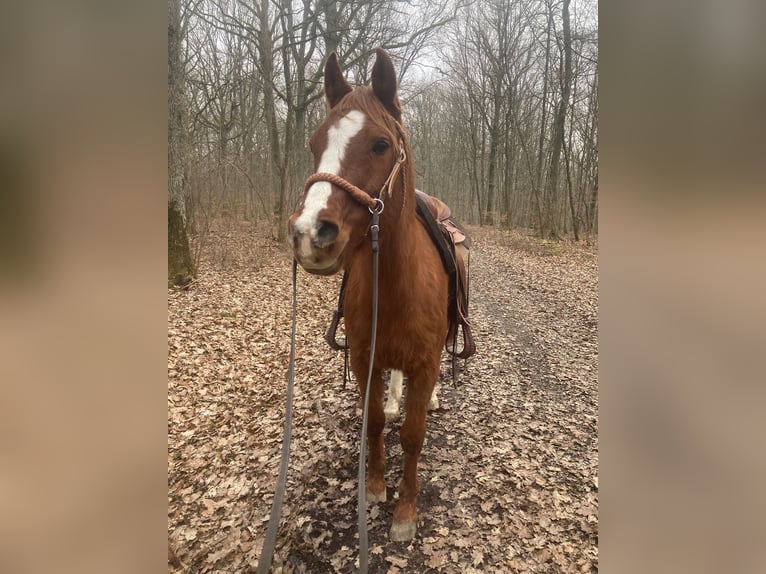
left=257, top=258, right=298, bottom=574
left=261, top=137, right=398, bottom=572
left=358, top=199, right=383, bottom=573
left=257, top=206, right=383, bottom=574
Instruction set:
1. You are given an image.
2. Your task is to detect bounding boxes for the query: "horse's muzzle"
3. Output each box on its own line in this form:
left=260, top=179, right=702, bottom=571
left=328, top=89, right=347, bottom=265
left=289, top=220, right=345, bottom=276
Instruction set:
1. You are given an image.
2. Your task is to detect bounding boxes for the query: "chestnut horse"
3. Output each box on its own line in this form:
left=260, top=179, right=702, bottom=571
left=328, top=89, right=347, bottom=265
left=288, top=49, right=451, bottom=541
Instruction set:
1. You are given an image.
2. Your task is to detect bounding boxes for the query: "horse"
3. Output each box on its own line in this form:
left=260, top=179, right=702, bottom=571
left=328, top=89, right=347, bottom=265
left=288, top=48, right=462, bottom=541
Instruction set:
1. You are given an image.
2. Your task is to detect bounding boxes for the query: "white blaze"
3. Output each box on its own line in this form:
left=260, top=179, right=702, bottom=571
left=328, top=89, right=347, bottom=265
left=294, top=110, right=366, bottom=235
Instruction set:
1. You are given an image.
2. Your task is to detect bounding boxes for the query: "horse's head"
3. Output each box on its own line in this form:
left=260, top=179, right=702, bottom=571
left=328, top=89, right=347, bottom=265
left=288, top=48, right=407, bottom=275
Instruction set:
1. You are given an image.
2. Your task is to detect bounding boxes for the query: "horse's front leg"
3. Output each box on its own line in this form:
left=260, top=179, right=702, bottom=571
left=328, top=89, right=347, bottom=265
left=356, top=366, right=387, bottom=503
left=390, top=366, right=437, bottom=541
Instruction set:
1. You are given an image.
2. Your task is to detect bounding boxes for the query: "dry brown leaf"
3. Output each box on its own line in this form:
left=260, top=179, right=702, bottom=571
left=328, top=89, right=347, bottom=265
left=471, top=548, right=484, bottom=566
left=385, top=554, right=408, bottom=568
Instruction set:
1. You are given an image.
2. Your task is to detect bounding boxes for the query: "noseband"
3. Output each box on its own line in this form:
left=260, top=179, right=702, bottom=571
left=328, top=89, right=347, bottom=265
left=303, top=143, right=405, bottom=213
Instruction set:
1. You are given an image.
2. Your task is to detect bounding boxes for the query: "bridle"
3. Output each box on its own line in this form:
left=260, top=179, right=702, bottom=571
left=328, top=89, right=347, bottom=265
left=302, top=137, right=407, bottom=210
left=258, top=122, right=408, bottom=574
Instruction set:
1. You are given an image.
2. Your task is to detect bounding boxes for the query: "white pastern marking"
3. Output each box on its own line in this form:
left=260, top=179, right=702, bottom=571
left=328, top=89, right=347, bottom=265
left=385, top=370, right=439, bottom=419
left=428, top=382, right=440, bottom=411
left=294, top=110, right=366, bottom=234
left=384, top=370, right=404, bottom=421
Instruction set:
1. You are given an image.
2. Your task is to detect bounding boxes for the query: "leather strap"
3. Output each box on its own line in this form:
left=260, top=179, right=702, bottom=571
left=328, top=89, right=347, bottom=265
left=325, top=271, right=349, bottom=351
left=415, top=193, right=457, bottom=278
left=256, top=259, right=298, bottom=574
left=357, top=208, right=381, bottom=574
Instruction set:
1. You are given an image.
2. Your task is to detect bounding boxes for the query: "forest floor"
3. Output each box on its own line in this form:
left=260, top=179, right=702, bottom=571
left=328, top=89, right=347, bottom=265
left=168, top=222, right=598, bottom=573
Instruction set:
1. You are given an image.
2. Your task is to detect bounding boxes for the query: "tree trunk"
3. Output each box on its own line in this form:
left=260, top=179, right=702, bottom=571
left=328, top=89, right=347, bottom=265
left=485, top=131, right=498, bottom=225
left=484, top=89, right=501, bottom=226
left=564, top=136, right=579, bottom=240
left=168, top=0, right=195, bottom=281
left=544, top=0, right=572, bottom=239
left=590, top=171, right=598, bottom=234
left=534, top=5, right=552, bottom=237
left=587, top=75, right=599, bottom=236
left=502, top=115, right=514, bottom=228
left=323, top=0, right=341, bottom=56
left=256, top=0, right=285, bottom=238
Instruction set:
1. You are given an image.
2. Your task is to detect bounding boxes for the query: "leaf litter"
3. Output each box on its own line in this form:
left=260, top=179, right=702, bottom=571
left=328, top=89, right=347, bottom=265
left=169, top=223, right=598, bottom=573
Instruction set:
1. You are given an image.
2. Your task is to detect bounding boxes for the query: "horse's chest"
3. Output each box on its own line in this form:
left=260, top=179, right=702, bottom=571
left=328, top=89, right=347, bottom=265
left=344, top=291, right=446, bottom=358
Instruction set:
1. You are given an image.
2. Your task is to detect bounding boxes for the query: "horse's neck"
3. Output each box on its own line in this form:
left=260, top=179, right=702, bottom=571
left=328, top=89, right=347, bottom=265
left=348, top=170, right=417, bottom=297
left=378, top=199, right=418, bottom=282
left=348, top=193, right=416, bottom=292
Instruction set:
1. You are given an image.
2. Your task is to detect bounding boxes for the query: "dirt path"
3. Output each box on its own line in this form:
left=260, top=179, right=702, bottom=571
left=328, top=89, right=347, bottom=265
left=168, top=225, right=598, bottom=573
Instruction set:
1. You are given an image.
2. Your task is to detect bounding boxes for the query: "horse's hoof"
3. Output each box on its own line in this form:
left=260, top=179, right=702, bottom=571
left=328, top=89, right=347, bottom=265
left=366, top=488, right=387, bottom=503
left=427, top=397, right=439, bottom=411
left=389, top=520, right=417, bottom=541
left=384, top=408, right=400, bottom=422
left=390, top=520, right=417, bottom=541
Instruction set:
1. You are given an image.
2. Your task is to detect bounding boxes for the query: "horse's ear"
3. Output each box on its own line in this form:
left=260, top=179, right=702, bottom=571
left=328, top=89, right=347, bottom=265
left=324, top=52, right=352, bottom=108
left=371, top=48, right=401, bottom=120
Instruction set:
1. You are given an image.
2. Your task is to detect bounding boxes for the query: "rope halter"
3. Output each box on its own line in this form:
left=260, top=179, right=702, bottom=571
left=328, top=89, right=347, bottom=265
left=302, top=133, right=407, bottom=212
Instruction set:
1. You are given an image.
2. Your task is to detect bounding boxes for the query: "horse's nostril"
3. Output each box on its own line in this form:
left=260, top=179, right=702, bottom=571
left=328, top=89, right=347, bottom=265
left=315, top=220, right=339, bottom=247
left=291, top=227, right=302, bottom=248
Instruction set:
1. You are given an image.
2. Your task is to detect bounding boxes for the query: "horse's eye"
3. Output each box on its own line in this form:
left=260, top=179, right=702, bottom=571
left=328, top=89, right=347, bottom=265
left=372, top=139, right=389, bottom=155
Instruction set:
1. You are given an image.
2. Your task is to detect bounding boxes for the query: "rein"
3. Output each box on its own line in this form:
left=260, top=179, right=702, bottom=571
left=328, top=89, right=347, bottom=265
left=258, top=140, right=405, bottom=574
left=357, top=202, right=382, bottom=574
left=256, top=259, right=298, bottom=574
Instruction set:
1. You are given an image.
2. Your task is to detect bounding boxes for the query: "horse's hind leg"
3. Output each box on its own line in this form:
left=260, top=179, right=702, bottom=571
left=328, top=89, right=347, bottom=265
left=428, top=381, right=440, bottom=411
left=390, top=367, right=437, bottom=541
left=384, top=370, right=404, bottom=421
left=386, top=370, right=439, bottom=421
left=356, top=365, right=387, bottom=503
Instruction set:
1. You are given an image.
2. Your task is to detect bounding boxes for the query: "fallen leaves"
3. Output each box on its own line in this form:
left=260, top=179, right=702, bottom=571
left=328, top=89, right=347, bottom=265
left=168, top=224, right=598, bottom=572
left=426, top=550, right=446, bottom=568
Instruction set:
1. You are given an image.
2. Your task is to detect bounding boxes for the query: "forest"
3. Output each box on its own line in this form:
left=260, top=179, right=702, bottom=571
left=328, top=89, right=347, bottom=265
left=168, top=2, right=600, bottom=570
left=168, top=0, right=598, bottom=279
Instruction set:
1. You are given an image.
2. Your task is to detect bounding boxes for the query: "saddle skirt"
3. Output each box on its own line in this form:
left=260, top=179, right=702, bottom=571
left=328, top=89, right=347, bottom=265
left=414, top=190, right=475, bottom=360
left=415, top=190, right=471, bottom=248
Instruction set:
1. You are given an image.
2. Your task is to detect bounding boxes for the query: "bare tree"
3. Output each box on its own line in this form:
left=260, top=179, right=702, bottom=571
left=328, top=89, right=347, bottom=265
left=175, top=0, right=598, bottom=264
left=544, top=0, right=572, bottom=239
left=169, top=0, right=196, bottom=282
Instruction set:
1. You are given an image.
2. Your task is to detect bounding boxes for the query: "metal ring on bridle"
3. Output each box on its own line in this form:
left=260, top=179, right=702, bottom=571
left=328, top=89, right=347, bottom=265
left=369, top=198, right=385, bottom=214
